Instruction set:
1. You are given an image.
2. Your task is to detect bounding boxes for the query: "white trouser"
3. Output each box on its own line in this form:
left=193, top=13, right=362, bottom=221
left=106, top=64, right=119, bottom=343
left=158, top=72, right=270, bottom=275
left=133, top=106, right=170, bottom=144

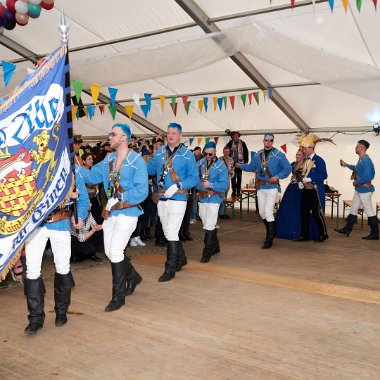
left=25, top=227, right=71, bottom=280
left=157, top=200, right=187, bottom=241
left=102, top=214, right=138, bottom=263
left=351, top=191, right=375, bottom=217
left=257, top=188, right=278, bottom=222
left=199, top=202, right=220, bottom=231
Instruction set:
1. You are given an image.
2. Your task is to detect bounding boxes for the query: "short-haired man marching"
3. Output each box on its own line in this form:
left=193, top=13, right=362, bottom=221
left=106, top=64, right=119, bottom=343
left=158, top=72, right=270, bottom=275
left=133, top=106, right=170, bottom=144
left=147, top=123, right=198, bottom=282
left=197, top=141, right=229, bottom=263
left=79, top=123, right=148, bottom=312
left=336, top=140, right=378, bottom=240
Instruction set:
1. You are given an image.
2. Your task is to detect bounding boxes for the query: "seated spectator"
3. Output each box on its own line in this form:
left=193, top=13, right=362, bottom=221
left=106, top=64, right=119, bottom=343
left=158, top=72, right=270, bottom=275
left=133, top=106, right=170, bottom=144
left=71, top=209, right=103, bottom=262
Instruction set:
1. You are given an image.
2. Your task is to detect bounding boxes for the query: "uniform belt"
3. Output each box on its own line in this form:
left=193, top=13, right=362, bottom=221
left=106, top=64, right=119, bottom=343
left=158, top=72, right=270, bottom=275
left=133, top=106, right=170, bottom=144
left=255, top=179, right=278, bottom=189
left=158, top=189, right=188, bottom=195
left=198, top=189, right=223, bottom=198
left=101, top=201, right=139, bottom=220
left=45, top=209, right=71, bottom=223
left=354, top=181, right=372, bottom=189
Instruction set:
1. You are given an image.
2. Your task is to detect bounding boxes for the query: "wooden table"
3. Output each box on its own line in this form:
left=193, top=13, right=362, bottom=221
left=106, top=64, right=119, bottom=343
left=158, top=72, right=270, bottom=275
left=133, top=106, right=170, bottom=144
left=325, top=192, right=341, bottom=229
left=239, top=188, right=257, bottom=220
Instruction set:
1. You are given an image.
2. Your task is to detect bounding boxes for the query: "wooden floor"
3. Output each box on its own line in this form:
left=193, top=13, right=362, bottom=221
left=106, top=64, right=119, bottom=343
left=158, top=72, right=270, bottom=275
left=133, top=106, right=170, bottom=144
left=1, top=213, right=380, bottom=380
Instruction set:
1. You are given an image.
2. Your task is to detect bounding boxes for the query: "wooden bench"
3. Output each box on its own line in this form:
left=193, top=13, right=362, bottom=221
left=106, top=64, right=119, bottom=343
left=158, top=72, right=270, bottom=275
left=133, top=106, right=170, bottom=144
left=223, top=196, right=240, bottom=219
left=342, top=200, right=364, bottom=229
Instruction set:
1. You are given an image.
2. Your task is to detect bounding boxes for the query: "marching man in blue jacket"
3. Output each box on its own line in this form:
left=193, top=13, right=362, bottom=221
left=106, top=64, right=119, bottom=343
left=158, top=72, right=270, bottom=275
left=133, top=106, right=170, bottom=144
left=336, top=140, right=378, bottom=240
left=197, top=142, right=229, bottom=263
left=147, top=123, right=198, bottom=282
left=24, top=166, right=90, bottom=334
left=79, top=123, right=148, bottom=312
left=238, top=133, right=291, bottom=249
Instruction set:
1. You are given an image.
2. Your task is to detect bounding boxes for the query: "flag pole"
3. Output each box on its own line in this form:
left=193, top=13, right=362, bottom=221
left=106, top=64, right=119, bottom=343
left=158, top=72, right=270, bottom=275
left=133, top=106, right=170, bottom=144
left=59, top=12, right=78, bottom=224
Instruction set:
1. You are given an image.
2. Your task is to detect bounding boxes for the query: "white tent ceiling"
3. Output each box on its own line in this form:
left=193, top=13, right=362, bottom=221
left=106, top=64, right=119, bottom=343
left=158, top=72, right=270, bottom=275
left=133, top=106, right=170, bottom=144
left=1, top=0, right=380, bottom=139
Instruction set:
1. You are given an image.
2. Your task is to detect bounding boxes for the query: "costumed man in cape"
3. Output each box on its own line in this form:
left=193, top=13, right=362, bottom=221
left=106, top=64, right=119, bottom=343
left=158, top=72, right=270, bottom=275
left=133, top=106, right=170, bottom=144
left=24, top=167, right=89, bottom=334
left=336, top=140, right=378, bottom=240
left=147, top=123, right=198, bottom=282
left=237, top=133, right=291, bottom=249
left=79, top=123, right=148, bottom=312
left=293, top=134, right=329, bottom=242
left=197, top=141, right=229, bottom=263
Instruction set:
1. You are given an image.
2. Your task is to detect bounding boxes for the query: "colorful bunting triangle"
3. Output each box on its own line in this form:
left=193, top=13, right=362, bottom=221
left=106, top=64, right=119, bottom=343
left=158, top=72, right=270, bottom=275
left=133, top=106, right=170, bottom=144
left=254, top=92, right=260, bottom=105
left=99, top=105, right=105, bottom=115
left=185, top=101, right=191, bottom=115
left=203, top=97, right=209, bottom=112
left=159, top=95, right=165, bottom=112
left=108, top=105, right=117, bottom=120
left=124, top=105, right=134, bottom=119
left=189, top=138, right=194, bottom=146
left=217, top=97, right=223, bottom=111
left=182, top=96, right=188, bottom=110
left=205, top=137, right=210, bottom=144
left=342, top=0, right=349, bottom=11
left=198, top=99, right=204, bottom=113
left=213, top=97, right=218, bottom=111
left=140, top=104, right=150, bottom=119
left=248, top=92, right=253, bottom=105
left=240, top=94, right=247, bottom=107
left=108, top=87, right=118, bottom=107
left=197, top=137, right=203, bottom=146
left=328, top=0, right=334, bottom=11
left=144, top=93, right=152, bottom=111
left=229, top=96, right=235, bottom=110
left=223, top=96, right=227, bottom=110
left=214, top=137, right=219, bottom=145
left=280, top=144, right=287, bottom=154
left=356, top=0, right=362, bottom=11
left=71, top=105, right=78, bottom=121
left=268, top=88, right=273, bottom=100
left=170, top=102, right=178, bottom=116
left=87, top=105, right=95, bottom=120
left=72, top=80, right=84, bottom=103
left=1, top=61, right=16, bottom=86
left=89, top=83, right=101, bottom=105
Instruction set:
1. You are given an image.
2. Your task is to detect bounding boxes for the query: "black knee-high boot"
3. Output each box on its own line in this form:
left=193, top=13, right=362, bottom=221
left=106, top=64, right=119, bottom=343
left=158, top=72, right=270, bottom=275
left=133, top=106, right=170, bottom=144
left=362, top=216, right=379, bottom=240
left=262, top=221, right=275, bottom=249
left=158, top=241, right=178, bottom=282
left=210, top=229, right=220, bottom=256
left=335, top=214, right=357, bottom=236
left=125, top=257, right=142, bottom=296
left=54, top=272, right=75, bottom=326
left=24, top=277, right=45, bottom=334
left=105, top=258, right=127, bottom=312
left=201, top=230, right=214, bottom=263
left=176, top=241, right=188, bottom=272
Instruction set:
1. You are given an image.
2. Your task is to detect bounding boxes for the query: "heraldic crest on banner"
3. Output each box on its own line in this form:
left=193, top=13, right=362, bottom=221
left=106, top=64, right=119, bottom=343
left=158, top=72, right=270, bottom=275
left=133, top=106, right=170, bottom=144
left=0, top=44, right=72, bottom=279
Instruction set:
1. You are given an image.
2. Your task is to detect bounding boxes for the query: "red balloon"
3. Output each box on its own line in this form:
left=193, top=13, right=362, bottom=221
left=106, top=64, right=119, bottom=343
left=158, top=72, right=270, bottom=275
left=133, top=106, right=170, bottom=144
left=0, top=4, right=6, bottom=18
left=41, top=1, right=54, bottom=10
left=6, top=0, right=17, bottom=13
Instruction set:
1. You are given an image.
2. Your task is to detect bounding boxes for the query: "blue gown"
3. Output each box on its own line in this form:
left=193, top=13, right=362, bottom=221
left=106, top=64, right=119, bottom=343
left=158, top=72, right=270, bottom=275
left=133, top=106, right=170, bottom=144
left=275, top=164, right=319, bottom=240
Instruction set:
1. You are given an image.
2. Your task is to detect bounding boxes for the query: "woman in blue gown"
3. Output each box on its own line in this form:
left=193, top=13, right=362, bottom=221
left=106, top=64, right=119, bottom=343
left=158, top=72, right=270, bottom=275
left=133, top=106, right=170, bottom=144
left=276, top=150, right=319, bottom=240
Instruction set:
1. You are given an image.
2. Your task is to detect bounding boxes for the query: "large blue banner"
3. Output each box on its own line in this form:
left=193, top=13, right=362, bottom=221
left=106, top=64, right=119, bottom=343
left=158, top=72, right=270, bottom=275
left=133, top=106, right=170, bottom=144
left=0, top=44, right=72, bottom=279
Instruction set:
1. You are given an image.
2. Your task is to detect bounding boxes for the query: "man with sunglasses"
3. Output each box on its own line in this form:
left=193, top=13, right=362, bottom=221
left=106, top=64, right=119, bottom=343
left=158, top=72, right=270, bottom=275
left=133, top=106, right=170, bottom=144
left=197, top=142, right=229, bottom=263
left=147, top=123, right=198, bottom=282
left=79, top=123, right=148, bottom=312
left=237, top=133, right=291, bottom=249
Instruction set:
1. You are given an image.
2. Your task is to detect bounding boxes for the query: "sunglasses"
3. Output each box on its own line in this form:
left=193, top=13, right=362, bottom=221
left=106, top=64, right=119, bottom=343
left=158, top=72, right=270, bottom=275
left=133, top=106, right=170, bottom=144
left=204, top=153, right=214, bottom=157
left=264, top=139, right=273, bottom=142
left=108, top=132, right=125, bottom=137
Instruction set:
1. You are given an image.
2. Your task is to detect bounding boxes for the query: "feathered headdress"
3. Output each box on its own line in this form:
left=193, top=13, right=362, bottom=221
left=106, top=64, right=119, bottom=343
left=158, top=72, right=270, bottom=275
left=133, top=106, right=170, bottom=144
left=297, top=134, right=336, bottom=148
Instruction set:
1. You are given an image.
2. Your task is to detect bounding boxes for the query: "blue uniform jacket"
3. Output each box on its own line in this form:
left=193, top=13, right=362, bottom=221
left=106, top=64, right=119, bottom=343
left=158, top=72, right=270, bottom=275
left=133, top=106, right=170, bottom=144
left=79, top=151, right=148, bottom=217
left=44, top=165, right=90, bottom=231
left=348, top=155, right=375, bottom=193
left=241, top=148, right=291, bottom=192
left=307, top=154, right=328, bottom=211
left=196, top=157, right=229, bottom=204
left=147, top=144, right=198, bottom=201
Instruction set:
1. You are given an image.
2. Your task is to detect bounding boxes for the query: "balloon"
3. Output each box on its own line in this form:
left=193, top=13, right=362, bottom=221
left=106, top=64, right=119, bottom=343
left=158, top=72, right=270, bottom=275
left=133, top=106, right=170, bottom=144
left=3, top=18, right=16, bottom=30
left=43, top=0, right=54, bottom=3
left=6, top=0, right=17, bottom=12
left=3, top=8, right=16, bottom=22
left=15, top=0, right=29, bottom=14
left=0, top=4, right=6, bottom=18
left=28, top=2, right=41, bottom=16
left=15, top=11, right=29, bottom=25
left=0, top=16, right=3, bottom=28
left=41, top=1, right=54, bottom=10
left=29, top=0, right=42, bottom=4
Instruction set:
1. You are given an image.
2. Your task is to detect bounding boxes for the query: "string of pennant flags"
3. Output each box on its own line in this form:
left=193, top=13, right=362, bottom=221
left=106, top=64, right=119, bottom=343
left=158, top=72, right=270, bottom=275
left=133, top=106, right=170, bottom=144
left=70, top=81, right=274, bottom=121
left=284, top=0, right=377, bottom=11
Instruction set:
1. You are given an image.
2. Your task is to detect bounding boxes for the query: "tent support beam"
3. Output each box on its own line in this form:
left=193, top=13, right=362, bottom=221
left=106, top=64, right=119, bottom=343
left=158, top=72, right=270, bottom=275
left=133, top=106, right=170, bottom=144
left=175, top=0, right=310, bottom=134
left=0, top=35, right=165, bottom=136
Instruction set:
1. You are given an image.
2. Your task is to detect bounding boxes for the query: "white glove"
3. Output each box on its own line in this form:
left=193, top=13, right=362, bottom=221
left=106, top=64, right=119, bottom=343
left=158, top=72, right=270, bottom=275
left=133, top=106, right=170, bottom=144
left=302, top=177, right=312, bottom=184
left=298, top=182, right=304, bottom=190
left=105, top=197, right=119, bottom=211
left=164, top=184, right=178, bottom=198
